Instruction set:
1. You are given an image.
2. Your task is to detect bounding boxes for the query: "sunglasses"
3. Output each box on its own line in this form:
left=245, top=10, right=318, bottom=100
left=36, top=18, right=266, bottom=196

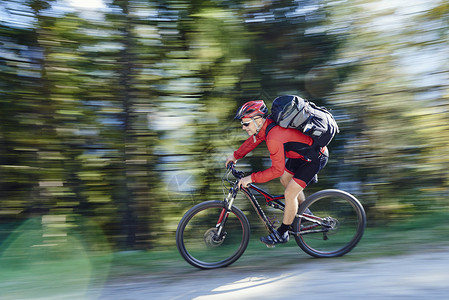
left=241, top=117, right=261, bottom=127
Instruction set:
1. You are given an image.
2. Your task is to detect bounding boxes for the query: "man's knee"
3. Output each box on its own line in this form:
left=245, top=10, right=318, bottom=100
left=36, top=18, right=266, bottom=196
left=280, top=172, right=292, bottom=187
left=280, top=176, right=288, bottom=187
left=297, top=190, right=305, bottom=203
left=284, top=183, right=304, bottom=201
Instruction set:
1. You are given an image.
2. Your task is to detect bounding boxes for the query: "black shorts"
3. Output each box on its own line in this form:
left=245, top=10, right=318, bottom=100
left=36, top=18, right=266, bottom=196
left=285, top=150, right=328, bottom=188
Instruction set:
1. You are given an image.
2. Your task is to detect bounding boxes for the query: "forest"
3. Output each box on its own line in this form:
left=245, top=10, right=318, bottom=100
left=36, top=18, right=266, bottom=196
left=1, top=0, right=448, bottom=252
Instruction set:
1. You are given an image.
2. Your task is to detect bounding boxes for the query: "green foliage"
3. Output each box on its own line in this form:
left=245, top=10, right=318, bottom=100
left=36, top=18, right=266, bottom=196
left=0, top=216, right=112, bottom=299
left=326, top=0, right=449, bottom=220
left=0, top=0, right=448, bottom=255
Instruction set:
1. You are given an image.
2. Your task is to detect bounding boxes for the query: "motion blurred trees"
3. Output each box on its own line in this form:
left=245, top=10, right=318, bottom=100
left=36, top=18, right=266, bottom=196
left=326, top=0, right=449, bottom=220
left=1, top=0, right=448, bottom=250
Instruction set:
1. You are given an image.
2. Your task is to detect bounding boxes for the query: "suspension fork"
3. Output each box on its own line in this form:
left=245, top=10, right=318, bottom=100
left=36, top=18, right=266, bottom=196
left=215, top=187, right=238, bottom=237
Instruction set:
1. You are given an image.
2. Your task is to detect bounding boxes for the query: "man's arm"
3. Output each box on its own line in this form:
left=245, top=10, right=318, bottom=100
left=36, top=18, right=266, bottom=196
left=233, top=135, right=263, bottom=160
left=251, top=138, right=285, bottom=183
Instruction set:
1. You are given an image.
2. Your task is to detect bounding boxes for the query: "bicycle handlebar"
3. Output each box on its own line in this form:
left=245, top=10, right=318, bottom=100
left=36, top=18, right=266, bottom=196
left=226, top=162, right=245, bottom=179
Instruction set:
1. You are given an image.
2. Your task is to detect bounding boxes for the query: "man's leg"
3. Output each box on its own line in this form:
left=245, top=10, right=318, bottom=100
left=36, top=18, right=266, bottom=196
left=280, top=171, right=293, bottom=188
left=282, top=178, right=304, bottom=225
left=297, top=190, right=305, bottom=205
left=261, top=175, right=305, bottom=246
left=280, top=171, right=305, bottom=207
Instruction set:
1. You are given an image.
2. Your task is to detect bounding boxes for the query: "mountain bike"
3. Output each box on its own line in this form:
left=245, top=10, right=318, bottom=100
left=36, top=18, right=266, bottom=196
left=176, top=162, right=366, bottom=269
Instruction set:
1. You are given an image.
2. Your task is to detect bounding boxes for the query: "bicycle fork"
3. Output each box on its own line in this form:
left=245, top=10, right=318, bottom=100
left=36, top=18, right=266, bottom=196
left=215, top=189, right=238, bottom=239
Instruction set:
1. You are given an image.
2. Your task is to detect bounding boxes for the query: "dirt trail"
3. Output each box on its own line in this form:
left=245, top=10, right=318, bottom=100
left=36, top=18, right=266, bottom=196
left=97, top=246, right=449, bottom=300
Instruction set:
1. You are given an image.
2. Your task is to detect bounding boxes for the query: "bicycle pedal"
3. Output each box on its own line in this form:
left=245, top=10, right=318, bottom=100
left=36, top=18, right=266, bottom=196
left=265, top=244, right=276, bottom=248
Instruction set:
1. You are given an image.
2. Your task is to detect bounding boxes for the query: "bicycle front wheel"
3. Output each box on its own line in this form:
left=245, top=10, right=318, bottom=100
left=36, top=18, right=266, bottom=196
left=176, top=200, right=250, bottom=269
left=292, top=189, right=366, bottom=258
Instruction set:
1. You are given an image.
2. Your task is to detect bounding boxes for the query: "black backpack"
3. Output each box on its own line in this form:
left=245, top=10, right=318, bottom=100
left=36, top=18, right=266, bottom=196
left=266, top=95, right=339, bottom=157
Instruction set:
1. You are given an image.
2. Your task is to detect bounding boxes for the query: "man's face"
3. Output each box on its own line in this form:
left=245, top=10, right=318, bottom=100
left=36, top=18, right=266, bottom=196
left=241, top=117, right=259, bottom=136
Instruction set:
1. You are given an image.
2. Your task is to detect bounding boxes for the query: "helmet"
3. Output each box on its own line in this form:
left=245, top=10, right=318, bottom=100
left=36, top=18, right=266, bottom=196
left=234, top=100, right=268, bottom=119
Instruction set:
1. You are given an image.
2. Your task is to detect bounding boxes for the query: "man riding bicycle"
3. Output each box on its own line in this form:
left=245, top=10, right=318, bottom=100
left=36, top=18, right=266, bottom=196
left=225, top=100, right=329, bottom=246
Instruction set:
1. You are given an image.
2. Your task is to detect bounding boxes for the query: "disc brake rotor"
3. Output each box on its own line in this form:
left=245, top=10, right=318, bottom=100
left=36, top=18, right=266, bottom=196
left=204, top=228, right=225, bottom=247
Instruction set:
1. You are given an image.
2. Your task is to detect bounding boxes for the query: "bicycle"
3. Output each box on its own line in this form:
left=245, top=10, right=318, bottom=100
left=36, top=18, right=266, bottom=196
left=176, top=162, right=366, bottom=269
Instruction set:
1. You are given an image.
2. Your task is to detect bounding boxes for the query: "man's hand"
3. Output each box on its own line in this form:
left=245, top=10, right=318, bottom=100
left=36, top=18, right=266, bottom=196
left=238, top=175, right=252, bottom=189
left=225, top=154, right=237, bottom=168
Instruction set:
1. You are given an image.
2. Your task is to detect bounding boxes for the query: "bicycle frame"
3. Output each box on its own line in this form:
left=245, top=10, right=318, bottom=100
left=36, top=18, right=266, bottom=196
left=243, top=185, right=326, bottom=235
left=219, top=164, right=332, bottom=237
left=240, top=185, right=285, bottom=233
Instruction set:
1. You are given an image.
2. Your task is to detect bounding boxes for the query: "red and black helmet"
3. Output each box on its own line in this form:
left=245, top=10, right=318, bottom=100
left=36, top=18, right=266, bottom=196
left=234, top=100, right=268, bottom=119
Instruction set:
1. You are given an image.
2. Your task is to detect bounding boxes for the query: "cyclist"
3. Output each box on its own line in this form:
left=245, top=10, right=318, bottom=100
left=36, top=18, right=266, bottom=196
left=225, top=100, right=328, bottom=246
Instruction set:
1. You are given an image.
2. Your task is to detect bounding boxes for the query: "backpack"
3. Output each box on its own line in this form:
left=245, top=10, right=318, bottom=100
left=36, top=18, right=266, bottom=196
left=266, top=95, right=339, bottom=156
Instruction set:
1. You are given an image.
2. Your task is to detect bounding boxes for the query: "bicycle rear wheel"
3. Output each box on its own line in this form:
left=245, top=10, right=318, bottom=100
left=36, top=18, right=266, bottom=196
left=292, top=189, right=366, bottom=258
left=176, top=200, right=250, bottom=269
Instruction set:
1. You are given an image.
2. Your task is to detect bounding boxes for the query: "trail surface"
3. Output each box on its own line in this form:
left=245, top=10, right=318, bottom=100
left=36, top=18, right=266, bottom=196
left=97, top=246, right=449, bottom=300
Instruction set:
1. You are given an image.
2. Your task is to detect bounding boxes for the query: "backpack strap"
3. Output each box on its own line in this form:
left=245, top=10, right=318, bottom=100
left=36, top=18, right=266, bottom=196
left=265, top=121, right=277, bottom=138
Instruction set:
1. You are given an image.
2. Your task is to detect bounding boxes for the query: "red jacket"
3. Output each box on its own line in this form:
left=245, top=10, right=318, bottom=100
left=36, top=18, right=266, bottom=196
left=233, top=118, right=324, bottom=183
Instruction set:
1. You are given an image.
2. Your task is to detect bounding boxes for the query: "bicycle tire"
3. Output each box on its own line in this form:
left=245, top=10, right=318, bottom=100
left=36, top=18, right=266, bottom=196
left=176, top=200, right=250, bottom=269
left=292, top=189, right=366, bottom=258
